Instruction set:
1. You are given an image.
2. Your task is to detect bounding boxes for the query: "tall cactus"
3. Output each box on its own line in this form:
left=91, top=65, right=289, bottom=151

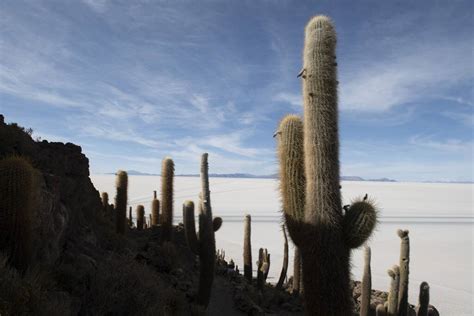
left=160, top=157, right=174, bottom=242
left=276, top=16, right=377, bottom=315
left=360, top=246, right=372, bottom=316
left=397, top=230, right=410, bottom=316
left=151, top=190, right=160, bottom=226
left=115, top=170, right=128, bottom=234
left=182, top=153, right=222, bottom=308
left=243, top=214, right=252, bottom=282
left=387, top=265, right=400, bottom=316
left=136, top=205, right=145, bottom=230
left=0, top=156, right=34, bottom=272
left=276, top=224, right=289, bottom=289
left=416, top=282, right=429, bottom=316
left=129, top=206, right=132, bottom=227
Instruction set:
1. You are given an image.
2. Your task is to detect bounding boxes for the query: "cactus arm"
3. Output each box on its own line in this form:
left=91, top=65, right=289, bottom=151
left=115, top=170, right=128, bottom=234
left=183, top=201, right=199, bottom=255
left=416, top=282, right=429, bottom=316
left=360, top=246, right=372, bottom=316
left=212, top=217, right=222, bottom=232
left=277, top=115, right=305, bottom=245
left=343, top=197, right=378, bottom=249
left=386, top=265, right=400, bottom=316
left=276, top=225, right=289, bottom=289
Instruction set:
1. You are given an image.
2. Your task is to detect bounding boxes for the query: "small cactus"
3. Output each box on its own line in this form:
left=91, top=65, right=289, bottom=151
left=128, top=206, right=132, bottom=227
left=387, top=265, right=400, bottom=316
left=151, top=190, right=160, bottom=226
left=360, top=246, right=372, bottom=316
left=0, top=156, right=35, bottom=272
left=136, top=205, right=145, bottom=230
left=182, top=153, right=221, bottom=308
left=256, top=248, right=270, bottom=289
left=243, top=214, right=252, bottom=282
left=276, top=224, right=289, bottom=289
left=397, top=230, right=410, bottom=316
left=101, top=192, right=109, bottom=212
left=416, top=282, right=429, bottom=316
left=115, top=170, right=128, bottom=234
left=161, top=158, right=174, bottom=242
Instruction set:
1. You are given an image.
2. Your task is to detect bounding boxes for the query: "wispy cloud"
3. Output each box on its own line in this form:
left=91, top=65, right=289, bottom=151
left=409, top=135, right=473, bottom=153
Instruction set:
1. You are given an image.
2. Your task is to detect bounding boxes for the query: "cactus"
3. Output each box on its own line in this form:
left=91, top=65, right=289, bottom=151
left=276, top=224, right=289, bottom=289
left=101, top=192, right=109, bottom=212
left=263, top=249, right=270, bottom=282
left=243, top=214, right=252, bottom=282
left=182, top=153, right=221, bottom=308
left=151, top=190, right=160, bottom=226
left=256, top=248, right=270, bottom=289
left=0, top=156, right=34, bottom=272
left=387, top=265, right=400, bottom=316
left=416, top=282, right=429, bottom=316
left=376, top=304, right=388, bottom=316
left=136, top=205, right=145, bottom=230
left=160, top=157, right=174, bottom=242
left=128, top=206, right=132, bottom=227
left=360, top=246, right=372, bottom=316
left=397, top=230, right=410, bottom=316
left=276, top=16, right=378, bottom=315
left=115, top=170, right=128, bottom=234
left=293, top=247, right=301, bottom=294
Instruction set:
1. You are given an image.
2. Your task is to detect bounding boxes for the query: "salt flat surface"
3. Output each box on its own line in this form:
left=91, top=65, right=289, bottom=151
left=91, top=175, right=474, bottom=316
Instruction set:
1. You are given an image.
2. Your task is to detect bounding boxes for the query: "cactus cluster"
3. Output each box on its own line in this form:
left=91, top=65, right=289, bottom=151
left=0, top=156, right=35, bottom=272
left=276, top=15, right=378, bottom=315
left=182, top=153, right=222, bottom=308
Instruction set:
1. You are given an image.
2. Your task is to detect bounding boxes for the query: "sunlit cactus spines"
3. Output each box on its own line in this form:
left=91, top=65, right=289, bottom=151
left=275, top=15, right=377, bottom=315
left=276, top=224, right=289, bottom=289
left=0, top=156, right=35, bottom=272
left=160, top=157, right=174, bottom=242
left=115, top=170, right=128, bottom=234
left=387, top=265, right=400, bottom=316
left=343, top=196, right=378, bottom=249
left=151, top=190, right=160, bottom=226
left=136, top=205, right=145, bottom=230
left=417, top=282, right=430, bottom=316
left=243, top=214, right=252, bottom=282
left=397, top=229, right=410, bottom=316
left=360, top=246, right=372, bottom=316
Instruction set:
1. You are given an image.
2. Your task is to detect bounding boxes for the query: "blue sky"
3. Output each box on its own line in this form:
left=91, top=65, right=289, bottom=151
left=0, top=0, right=472, bottom=182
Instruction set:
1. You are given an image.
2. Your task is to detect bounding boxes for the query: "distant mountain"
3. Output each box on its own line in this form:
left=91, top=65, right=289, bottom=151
left=103, top=171, right=397, bottom=181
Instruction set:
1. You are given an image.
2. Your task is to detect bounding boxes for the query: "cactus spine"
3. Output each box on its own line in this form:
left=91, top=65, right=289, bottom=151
left=160, top=158, right=174, bottom=242
left=115, top=170, right=128, bottom=234
left=387, top=265, right=400, bottom=316
left=136, top=205, right=145, bottom=230
left=243, top=214, right=252, bottom=282
left=0, top=156, right=34, bottom=272
left=360, top=246, right=372, bottom=316
left=276, top=16, right=377, bottom=315
left=397, top=230, right=410, bottom=316
left=416, top=282, right=429, bottom=316
left=151, top=190, right=160, bottom=226
left=182, top=153, right=221, bottom=308
left=276, top=224, right=289, bottom=289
